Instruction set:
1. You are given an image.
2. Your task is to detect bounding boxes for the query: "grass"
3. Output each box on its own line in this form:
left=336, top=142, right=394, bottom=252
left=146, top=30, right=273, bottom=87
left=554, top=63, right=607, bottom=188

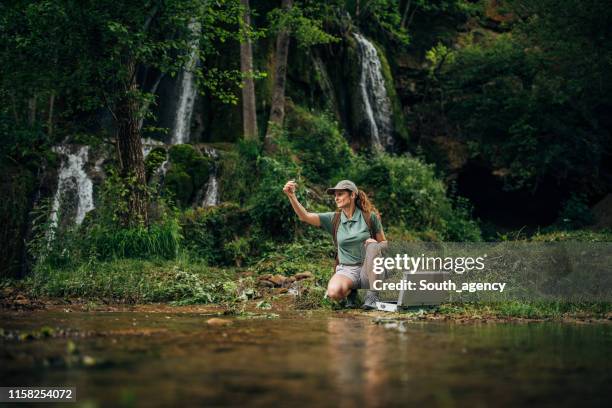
left=438, top=301, right=611, bottom=319
left=24, top=257, right=246, bottom=304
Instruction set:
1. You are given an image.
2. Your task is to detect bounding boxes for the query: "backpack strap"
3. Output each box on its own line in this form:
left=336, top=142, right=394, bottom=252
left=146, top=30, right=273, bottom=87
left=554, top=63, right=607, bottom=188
left=332, top=210, right=342, bottom=267
left=363, top=210, right=376, bottom=239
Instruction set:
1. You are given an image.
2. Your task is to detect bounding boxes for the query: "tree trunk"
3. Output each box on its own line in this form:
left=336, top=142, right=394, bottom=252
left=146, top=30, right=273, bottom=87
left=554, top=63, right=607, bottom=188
left=47, top=92, right=55, bottom=137
left=28, top=95, right=37, bottom=126
left=115, top=59, right=148, bottom=227
left=240, top=0, right=258, bottom=140
left=264, top=0, right=292, bottom=153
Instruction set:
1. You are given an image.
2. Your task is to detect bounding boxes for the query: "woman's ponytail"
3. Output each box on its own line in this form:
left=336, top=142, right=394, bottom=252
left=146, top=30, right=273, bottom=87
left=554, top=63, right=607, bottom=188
left=355, top=190, right=379, bottom=216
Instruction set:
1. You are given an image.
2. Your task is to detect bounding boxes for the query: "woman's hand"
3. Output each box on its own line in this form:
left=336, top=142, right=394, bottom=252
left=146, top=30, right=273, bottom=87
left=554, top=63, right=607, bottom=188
left=283, top=180, right=298, bottom=197
left=364, top=238, right=378, bottom=245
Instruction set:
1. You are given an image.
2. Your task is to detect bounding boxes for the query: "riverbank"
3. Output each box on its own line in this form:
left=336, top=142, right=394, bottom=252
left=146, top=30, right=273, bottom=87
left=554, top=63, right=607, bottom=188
left=3, top=243, right=611, bottom=323
left=2, top=285, right=611, bottom=324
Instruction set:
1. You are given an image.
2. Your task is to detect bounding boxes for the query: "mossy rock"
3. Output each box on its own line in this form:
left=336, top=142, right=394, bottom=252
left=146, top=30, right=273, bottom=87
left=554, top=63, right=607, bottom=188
left=190, top=154, right=211, bottom=189
left=168, top=144, right=198, bottom=165
left=164, top=167, right=193, bottom=206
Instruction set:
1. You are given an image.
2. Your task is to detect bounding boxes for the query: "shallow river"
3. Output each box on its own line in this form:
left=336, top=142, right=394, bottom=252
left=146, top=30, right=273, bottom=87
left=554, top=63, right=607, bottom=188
left=1, top=310, right=611, bottom=407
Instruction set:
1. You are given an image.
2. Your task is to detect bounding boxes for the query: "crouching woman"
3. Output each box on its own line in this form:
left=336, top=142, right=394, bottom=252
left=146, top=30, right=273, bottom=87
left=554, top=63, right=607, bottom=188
left=282, top=179, right=387, bottom=309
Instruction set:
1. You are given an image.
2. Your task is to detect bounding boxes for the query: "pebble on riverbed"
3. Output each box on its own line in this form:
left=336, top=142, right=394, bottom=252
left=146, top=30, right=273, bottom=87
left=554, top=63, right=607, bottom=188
left=206, top=318, right=232, bottom=326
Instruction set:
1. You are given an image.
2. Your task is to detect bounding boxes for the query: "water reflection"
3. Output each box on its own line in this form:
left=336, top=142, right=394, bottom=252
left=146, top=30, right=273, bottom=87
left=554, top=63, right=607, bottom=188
left=0, top=311, right=610, bottom=407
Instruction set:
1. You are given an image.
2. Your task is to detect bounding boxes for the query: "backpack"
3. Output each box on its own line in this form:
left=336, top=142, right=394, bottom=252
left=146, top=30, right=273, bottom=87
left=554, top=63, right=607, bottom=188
left=332, top=209, right=377, bottom=269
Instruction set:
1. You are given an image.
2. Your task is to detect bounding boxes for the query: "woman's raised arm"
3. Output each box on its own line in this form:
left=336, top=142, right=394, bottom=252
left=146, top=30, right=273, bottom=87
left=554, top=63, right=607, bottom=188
left=283, top=180, right=321, bottom=227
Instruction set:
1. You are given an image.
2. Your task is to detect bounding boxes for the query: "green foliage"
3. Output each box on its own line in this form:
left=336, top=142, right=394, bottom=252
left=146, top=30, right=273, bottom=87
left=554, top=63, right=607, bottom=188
left=144, top=147, right=166, bottom=177
left=556, top=194, right=595, bottom=230
left=164, top=169, right=193, bottom=205
left=267, top=2, right=339, bottom=48
left=530, top=229, right=612, bottom=243
left=424, top=2, right=612, bottom=195
left=285, top=105, right=354, bottom=184
left=180, top=203, right=252, bottom=265
left=26, top=258, right=239, bottom=304
left=0, top=160, right=36, bottom=277
left=217, top=140, right=260, bottom=205
left=165, top=144, right=212, bottom=207
left=248, top=155, right=305, bottom=240
left=224, top=237, right=251, bottom=267
left=86, top=219, right=181, bottom=260
left=349, top=154, right=481, bottom=241
left=29, top=170, right=182, bottom=268
left=254, top=237, right=333, bottom=283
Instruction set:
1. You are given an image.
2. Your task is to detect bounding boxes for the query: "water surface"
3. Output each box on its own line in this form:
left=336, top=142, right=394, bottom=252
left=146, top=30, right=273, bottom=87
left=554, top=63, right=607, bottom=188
left=1, top=310, right=610, bottom=407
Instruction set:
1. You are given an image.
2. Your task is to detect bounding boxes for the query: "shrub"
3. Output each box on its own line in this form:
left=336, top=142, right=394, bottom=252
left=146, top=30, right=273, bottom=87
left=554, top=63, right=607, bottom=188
left=144, top=147, right=166, bottom=177
left=180, top=203, right=252, bottom=265
left=217, top=140, right=260, bottom=205
left=556, top=194, right=594, bottom=230
left=165, top=144, right=212, bottom=207
left=86, top=217, right=182, bottom=260
left=348, top=154, right=481, bottom=241
left=248, top=156, right=306, bottom=240
left=285, top=105, right=354, bottom=184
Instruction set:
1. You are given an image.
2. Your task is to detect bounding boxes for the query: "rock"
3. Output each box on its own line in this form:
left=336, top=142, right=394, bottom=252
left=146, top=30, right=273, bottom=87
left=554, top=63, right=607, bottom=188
left=268, top=274, right=287, bottom=287
left=13, top=295, right=29, bottom=305
left=294, top=272, right=314, bottom=281
left=257, top=280, right=275, bottom=288
left=282, top=277, right=295, bottom=288
left=206, top=318, right=232, bottom=327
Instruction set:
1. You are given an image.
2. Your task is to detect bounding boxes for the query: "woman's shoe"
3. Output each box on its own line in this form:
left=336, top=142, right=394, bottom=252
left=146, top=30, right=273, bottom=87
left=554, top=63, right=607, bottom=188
left=361, top=290, right=379, bottom=310
left=345, top=289, right=358, bottom=309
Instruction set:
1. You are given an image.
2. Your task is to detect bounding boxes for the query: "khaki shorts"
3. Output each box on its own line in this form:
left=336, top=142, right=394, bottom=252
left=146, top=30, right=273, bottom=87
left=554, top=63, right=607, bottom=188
left=335, top=264, right=363, bottom=288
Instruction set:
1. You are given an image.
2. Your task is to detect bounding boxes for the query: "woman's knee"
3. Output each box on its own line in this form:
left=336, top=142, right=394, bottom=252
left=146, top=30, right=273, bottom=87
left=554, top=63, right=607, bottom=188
left=327, top=280, right=350, bottom=300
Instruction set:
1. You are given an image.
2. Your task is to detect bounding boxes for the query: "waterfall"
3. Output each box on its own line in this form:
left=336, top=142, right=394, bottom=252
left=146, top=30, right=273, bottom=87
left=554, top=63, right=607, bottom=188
left=171, top=20, right=201, bottom=145
left=50, top=145, right=95, bottom=228
left=201, top=146, right=219, bottom=207
left=141, top=137, right=165, bottom=158
left=353, top=33, right=394, bottom=150
left=202, top=176, right=219, bottom=207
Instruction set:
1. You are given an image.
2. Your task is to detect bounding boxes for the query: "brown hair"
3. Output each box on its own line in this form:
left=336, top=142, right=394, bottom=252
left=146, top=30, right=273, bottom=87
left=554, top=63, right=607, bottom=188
left=355, top=189, right=379, bottom=216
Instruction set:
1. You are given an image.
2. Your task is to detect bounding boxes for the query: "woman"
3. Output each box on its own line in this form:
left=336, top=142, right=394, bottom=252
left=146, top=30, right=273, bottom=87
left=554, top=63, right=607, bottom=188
left=283, top=179, right=387, bottom=309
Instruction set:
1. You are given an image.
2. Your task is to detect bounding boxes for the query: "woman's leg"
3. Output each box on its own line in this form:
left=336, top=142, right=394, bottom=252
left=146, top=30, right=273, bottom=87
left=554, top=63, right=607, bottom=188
left=326, top=274, right=354, bottom=301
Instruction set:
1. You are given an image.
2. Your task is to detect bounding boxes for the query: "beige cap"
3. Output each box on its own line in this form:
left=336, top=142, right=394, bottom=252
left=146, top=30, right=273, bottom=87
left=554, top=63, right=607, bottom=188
left=326, top=180, right=358, bottom=195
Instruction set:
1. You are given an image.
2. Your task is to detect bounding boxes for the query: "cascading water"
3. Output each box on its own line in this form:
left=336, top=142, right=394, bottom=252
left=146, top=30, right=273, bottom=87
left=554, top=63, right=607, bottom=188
left=353, top=33, right=394, bottom=150
left=171, top=20, right=201, bottom=145
left=201, top=146, right=219, bottom=207
left=50, top=145, right=95, bottom=228
left=141, top=137, right=165, bottom=158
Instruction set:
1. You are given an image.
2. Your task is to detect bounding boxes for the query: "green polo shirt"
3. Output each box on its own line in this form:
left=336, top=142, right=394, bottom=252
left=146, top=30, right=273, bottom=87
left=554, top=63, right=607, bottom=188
left=318, top=208, right=382, bottom=265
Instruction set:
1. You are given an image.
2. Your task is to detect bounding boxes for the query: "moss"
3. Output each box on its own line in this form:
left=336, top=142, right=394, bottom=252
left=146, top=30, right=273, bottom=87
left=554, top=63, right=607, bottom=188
left=164, top=168, right=193, bottom=205
left=189, top=154, right=211, bottom=189
left=168, top=144, right=198, bottom=165
left=372, top=40, right=410, bottom=145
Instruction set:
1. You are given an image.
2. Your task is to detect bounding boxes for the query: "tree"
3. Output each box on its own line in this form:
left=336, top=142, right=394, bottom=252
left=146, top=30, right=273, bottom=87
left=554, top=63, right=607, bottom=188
left=263, top=0, right=338, bottom=153
left=264, top=0, right=293, bottom=153
left=1, top=0, right=243, bottom=226
left=240, top=0, right=259, bottom=140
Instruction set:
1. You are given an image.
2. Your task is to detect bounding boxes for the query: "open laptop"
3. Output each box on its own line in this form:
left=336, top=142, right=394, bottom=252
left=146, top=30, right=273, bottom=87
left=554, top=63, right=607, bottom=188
left=376, top=270, right=451, bottom=312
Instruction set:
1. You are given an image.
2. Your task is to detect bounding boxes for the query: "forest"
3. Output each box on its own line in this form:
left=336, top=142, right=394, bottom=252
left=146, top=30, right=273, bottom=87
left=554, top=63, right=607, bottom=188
left=1, top=0, right=611, bottom=314
left=1, top=2, right=612, bottom=405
